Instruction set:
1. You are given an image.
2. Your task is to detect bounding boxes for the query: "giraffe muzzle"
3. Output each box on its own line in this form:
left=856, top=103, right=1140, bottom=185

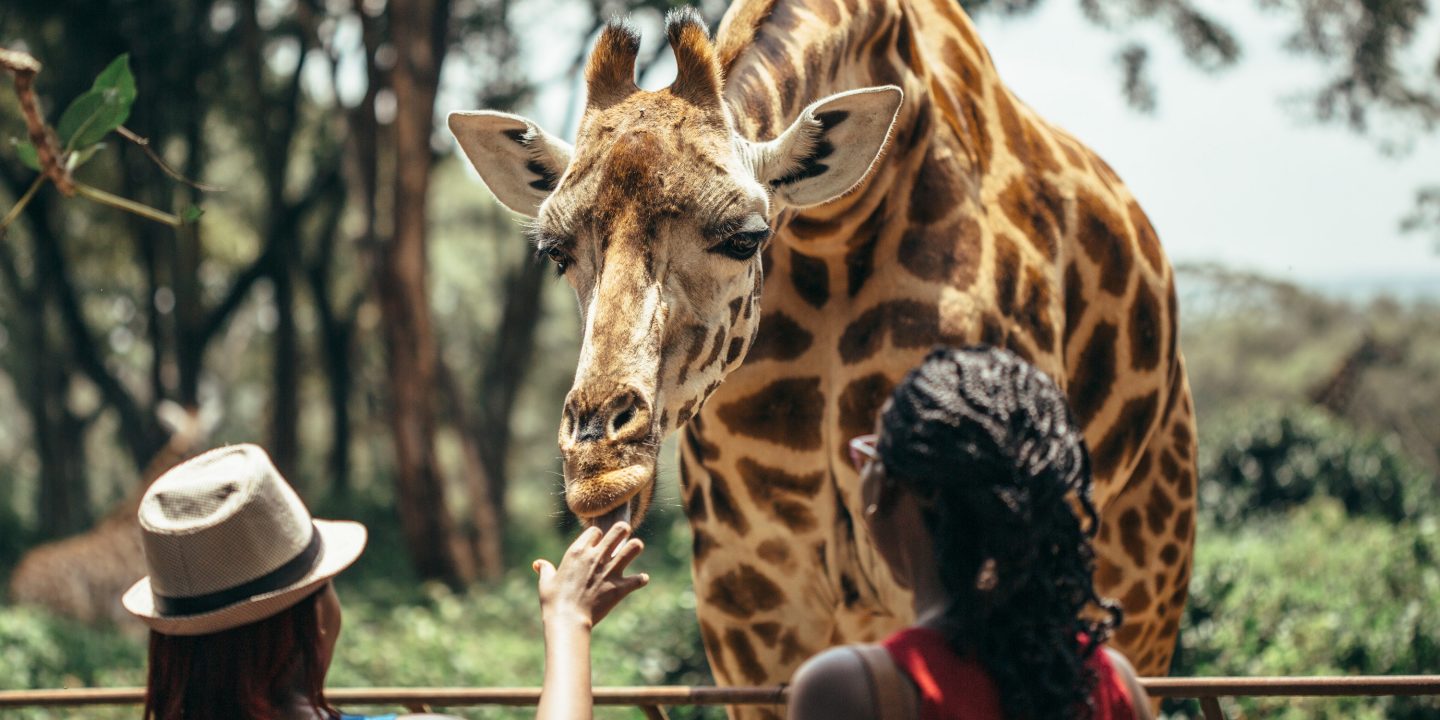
left=559, top=383, right=659, bottom=524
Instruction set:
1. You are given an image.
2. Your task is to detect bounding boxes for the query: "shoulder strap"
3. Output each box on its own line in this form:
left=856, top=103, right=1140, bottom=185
left=851, top=643, right=915, bottom=720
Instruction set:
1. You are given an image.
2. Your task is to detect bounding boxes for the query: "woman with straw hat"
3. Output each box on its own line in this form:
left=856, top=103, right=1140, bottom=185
left=124, top=443, right=647, bottom=720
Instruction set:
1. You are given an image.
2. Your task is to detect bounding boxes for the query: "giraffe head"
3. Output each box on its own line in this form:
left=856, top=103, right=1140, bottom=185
left=449, top=9, right=901, bottom=530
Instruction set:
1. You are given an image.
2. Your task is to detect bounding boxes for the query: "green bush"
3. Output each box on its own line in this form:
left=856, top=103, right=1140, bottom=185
left=1200, top=405, right=1432, bottom=527
left=1168, top=499, right=1440, bottom=719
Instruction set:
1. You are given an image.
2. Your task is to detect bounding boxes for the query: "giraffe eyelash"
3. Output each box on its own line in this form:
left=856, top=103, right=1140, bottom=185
left=528, top=227, right=574, bottom=277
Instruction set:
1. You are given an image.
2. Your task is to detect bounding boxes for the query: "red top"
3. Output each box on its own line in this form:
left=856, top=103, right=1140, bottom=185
left=881, top=627, right=1136, bottom=720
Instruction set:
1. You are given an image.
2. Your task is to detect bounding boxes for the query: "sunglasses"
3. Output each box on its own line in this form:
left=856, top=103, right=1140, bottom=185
left=848, top=434, right=879, bottom=473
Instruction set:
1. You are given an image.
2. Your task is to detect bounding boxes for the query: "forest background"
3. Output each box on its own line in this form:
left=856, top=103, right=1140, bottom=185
left=1, top=0, right=1438, bottom=718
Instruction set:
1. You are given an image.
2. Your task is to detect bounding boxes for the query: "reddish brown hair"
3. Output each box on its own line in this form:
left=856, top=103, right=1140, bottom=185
left=143, top=587, right=336, bottom=720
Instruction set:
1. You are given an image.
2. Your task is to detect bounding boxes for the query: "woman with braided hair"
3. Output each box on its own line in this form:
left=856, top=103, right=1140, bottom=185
left=788, top=346, right=1152, bottom=720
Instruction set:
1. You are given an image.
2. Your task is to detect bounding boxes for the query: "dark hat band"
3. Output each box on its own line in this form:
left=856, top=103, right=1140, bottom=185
left=153, top=528, right=323, bottom=618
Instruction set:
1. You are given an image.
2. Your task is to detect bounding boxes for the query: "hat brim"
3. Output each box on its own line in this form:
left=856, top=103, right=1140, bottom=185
left=122, top=519, right=366, bottom=636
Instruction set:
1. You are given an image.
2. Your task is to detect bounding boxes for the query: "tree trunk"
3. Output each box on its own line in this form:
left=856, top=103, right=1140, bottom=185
left=473, top=245, right=548, bottom=544
left=381, top=0, right=473, bottom=586
left=4, top=186, right=94, bottom=539
left=270, top=253, right=300, bottom=479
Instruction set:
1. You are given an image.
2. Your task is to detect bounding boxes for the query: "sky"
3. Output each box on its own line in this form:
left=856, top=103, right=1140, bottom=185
left=445, top=0, right=1440, bottom=296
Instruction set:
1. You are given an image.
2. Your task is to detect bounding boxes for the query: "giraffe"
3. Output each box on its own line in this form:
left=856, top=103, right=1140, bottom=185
left=449, top=0, right=1198, bottom=704
left=8, top=401, right=217, bottom=628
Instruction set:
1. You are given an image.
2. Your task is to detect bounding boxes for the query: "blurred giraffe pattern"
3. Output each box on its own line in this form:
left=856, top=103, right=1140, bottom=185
left=8, top=401, right=218, bottom=628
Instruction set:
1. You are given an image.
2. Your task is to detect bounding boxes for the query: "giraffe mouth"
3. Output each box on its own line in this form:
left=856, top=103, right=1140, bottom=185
left=567, top=462, right=652, bottom=527
left=587, top=499, right=634, bottom=535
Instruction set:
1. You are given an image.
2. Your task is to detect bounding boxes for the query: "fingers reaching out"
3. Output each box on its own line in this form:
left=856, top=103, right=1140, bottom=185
left=535, top=522, right=650, bottom=629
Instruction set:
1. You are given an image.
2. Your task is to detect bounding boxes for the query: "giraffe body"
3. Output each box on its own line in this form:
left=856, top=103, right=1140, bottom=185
left=449, top=0, right=1198, bottom=707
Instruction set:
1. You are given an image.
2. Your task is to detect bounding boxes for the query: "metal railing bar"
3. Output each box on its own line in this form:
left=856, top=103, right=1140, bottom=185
left=1140, top=676, right=1440, bottom=697
left=3, top=677, right=1439, bottom=709
left=0, top=686, right=790, bottom=708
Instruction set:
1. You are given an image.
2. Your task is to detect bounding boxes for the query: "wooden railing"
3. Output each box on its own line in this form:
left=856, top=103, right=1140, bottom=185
left=3, top=677, right=1439, bottom=718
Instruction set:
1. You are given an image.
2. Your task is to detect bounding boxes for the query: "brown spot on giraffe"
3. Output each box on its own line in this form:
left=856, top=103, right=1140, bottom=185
left=726, top=628, right=769, bottom=683
left=747, top=312, right=814, bottom=363
left=1118, top=508, right=1146, bottom=567
left=909, top=145, right=966, bottom=226
left=789, top=249, right=830, bottom=308
left=998, top=176, right=1065, bottom=261
left=1068, top=321, right=1119, bottom=425
left=1090, top=390, right=1160, bottom=480
left=837, top=373, right=893, bottom=465
left=716, top=377, right=826, bottom=449
left=757, top=538, right=791, bottom=565
left=778, top=629, right=806, bottom=665
left=753, top=621, right=783, bottom=647
left=1130, top=282, right=1163, bottom=371
left=709, top=472, right=750, bottom=534
left=693, top=528, right=716, bottom=562
left=1146, top=484, right=1175, bottom=536
left=707, top=564, right=786, bottom=619
left=1015, top=267, right=1057, bottom=355
left=1113, top=622, right=1142, bottom=648
left=897, top=215, right=983, bottom=290
left=1160, top=542, right=1180, bottom=566
left=739, top=458, right=825, bottom=531
left=1076, top=190, right=1134, bottom=296
left=1174, top=508, right=1193, bottom=541
left=726, top=336, right=748, bottom=366
left=1129, top=200, right=1164, bottom=274
left=1120, top=582, right=1152, bottom=615
left=994, top=90, right=1062, bottom=174
left=838, top=300, right=959, bottom=365
left=993, top=233, right=1022, bottom=316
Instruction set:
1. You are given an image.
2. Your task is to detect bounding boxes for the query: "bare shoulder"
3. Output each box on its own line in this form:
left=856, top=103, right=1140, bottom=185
left=788, top=645, right=881, bottom=720
left=1103, top=647, right=1155, bottom=720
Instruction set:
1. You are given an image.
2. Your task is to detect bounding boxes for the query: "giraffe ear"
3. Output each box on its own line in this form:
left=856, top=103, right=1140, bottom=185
left=756, top=86, right=903, bottom=208
left=448, top=111, right=573, bottom=217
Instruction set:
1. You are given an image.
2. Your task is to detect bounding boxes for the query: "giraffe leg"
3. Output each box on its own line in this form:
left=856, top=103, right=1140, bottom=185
left=1091, top=369, right=1197, bottom=681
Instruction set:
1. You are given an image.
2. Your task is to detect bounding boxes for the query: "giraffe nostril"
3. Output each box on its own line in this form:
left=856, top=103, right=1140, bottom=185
left=611, top=404, right=636, bottom=436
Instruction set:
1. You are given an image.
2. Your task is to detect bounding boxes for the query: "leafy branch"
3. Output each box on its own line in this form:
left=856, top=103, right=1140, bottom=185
left=0, top=49, right=207, bottom=237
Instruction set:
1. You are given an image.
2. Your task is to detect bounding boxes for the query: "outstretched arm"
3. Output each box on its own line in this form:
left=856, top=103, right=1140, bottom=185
left=533, top=523, right=648, bottom=720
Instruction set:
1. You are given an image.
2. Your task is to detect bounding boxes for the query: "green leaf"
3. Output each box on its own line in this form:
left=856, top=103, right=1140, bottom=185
left=93, top=53, right=137, bottom=106
left=14, top=140, right=41, bottom=172
left=55, top=54, right=136, bottom=152
left=182, top=204, right=204, bottom=224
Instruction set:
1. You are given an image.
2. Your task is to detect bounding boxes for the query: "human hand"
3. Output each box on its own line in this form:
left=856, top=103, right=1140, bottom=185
left=533, top=523, right=648, bottom=630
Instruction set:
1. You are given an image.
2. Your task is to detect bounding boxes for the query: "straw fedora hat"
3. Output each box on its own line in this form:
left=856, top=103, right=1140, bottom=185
left=122, top=444, right=366, bottom=636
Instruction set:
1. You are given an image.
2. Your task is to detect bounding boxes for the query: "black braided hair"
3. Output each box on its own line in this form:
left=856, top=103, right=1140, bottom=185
left=876, top=345, right=1121, bottom=720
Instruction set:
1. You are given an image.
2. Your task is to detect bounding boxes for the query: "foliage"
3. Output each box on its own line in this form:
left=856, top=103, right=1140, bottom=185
left=4, top=51, right=194, bottom=231
left=1167, top=499, right=1440, bottom=719
left=1199, top=404, right=1433, bottom=527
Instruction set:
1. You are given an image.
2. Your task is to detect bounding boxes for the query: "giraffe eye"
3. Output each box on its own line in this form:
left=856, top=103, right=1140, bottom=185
left=713, top=215, right=771, bottom=261
left=535, top=242, right=572, bottom=276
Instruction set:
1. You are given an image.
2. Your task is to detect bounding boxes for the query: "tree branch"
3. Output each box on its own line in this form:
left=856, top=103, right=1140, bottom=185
left=0, top=48, right=74, bottom=196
